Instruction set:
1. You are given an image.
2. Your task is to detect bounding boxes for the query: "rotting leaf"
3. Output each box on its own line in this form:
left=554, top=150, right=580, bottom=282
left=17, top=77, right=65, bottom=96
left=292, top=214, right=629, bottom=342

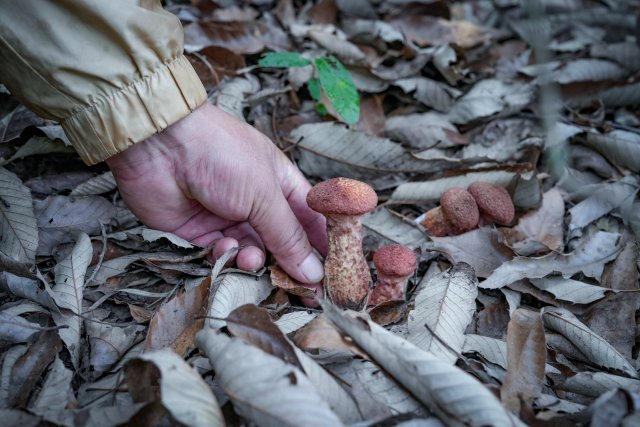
left=144, top=276, right=210, bottom=356
left=225, top=304, right=304, bottom=371
left=6, top=330, right=62, bottom=407
left=270, top=265, right=317, bottom=299
left=501, top=309, right=546, bottom=413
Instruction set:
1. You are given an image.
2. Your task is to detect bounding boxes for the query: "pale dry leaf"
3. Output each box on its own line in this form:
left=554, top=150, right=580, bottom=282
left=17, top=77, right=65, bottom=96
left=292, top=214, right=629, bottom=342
left=127, top=349, right=224, bottom=427
left=275, top=311, right=318, bottom=335
left=69, top=171, right=117, bottom=197
left=394, top=77, right=458, bottom=112
left=480, top=231, right=623, bottom=289
left=407, top=263, right=478, bottom=363
left=529, top=277, right=609, bottom=304
left=292, top=346, right=363, bottom=423
left=0, top=167, right=38, bottom=264
left=34, top=195, right=116, bottom=256
left=0, top=409, right=40, bottom=427
left=86, top=321, right=145, bottom=375
left=290, top=122, right=455, bottom=187
left=598, top=82, right=640, bottom=107
left=544, top=59, right=629, bottom=84
left=141, top=228, right=194, bottom=249
left=196, top=330, right=344, bottom=426
left=30, top=356, right=73, bottom=418
left=89, top=251, right=205, bottom=285
left=501, top=309, right=546, bottom=413
left=557, top=371, right=640, bottom=398
left=430, top=228, right=512, bottom=278
left=568, top=179, right=637, bottom=229
left=78, top=341, right=143, bottom=408
left=448, top=79, right=534, bottom=125
left=503, top=187, right=565, bottom=255
left=362, top=207, right=426, bottom=250
left=207, top=273, right=273, bottom=329
left=72, top=404, right=147, bottom=427
left=463, top=334, right=508, bottom=369
left=215, top=76, right=260, bottom=121
left=323, top=305, right=515, bottom=426
left=308, top=29, right=366, bottom=62
left=328, top=359, right=429, bottom=417
left=3, top=136, right=74, bottom=165
left=584, top=130, right=640, bottom=173
left=590, top=41, right=640, bottom=72
left=542, top=307, right=637, bottom=378
left=390, top=170, right=516, bottom=204
left=0, top=345, right=27, bottom=407
left=50, top=232, right=92, bottom=368
left=0, top=312, right=44, bottom=344
left=51, top=232, right=92, bottom=313
left=385, top=112, right=466, bottom=150
left=501, top=288, right=521, bottom=315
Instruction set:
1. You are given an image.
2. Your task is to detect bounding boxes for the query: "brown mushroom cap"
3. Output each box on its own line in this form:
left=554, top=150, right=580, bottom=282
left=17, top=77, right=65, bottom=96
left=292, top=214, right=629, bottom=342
left=440, top=188, right=480, bottom=233
left=307, top=177, right=377, bottom=215
left=468, top=182, right=515, bottom=225
left=373, top=244, right=417, bottom=277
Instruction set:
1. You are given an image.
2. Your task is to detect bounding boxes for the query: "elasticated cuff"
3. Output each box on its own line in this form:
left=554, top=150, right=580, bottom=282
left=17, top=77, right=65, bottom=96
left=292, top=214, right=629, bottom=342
left=61, top=55, right=207, bottom=165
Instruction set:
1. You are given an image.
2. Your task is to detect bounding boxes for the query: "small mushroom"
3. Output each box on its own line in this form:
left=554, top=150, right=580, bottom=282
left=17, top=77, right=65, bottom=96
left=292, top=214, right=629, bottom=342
left=307, top=177, right=377, bottom=309
left=440, top=188, right=480, bottom=233
left=467, top=182, right=515, bottom=225
left=368, top=244, right=417, bottom=306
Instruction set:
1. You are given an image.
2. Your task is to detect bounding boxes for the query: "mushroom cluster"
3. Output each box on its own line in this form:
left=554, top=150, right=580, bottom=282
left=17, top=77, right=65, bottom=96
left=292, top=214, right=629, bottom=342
left=422, top=182, right=514, bottom=237
left=307, top=177, right=418, bottom=308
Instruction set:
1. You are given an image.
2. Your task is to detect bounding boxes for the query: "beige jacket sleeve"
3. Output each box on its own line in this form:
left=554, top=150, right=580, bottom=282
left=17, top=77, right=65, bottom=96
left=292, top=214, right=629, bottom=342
left=0, top=0, right=207, bottom=165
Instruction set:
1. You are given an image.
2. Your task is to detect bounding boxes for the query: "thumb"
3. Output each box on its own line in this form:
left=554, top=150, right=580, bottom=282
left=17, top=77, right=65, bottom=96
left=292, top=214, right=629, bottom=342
left=250, top=190, right=325, bottom=285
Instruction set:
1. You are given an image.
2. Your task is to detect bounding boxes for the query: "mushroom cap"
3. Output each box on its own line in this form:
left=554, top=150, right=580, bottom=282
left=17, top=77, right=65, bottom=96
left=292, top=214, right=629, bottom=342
left=307, top=177, right=377, bottom=215
left=440, top=188, right=479, bottom=232
left=373, top=244, right=417, bottom=277
left=468, top=182, right=515, bottom=225
left=421, top=206, right=452, bottom=237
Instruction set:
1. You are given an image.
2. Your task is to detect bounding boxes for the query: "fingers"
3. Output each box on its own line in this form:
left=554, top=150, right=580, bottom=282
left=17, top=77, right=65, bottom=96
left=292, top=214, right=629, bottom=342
left=250, top=190, right=324, bottom=285
left=277, top=159, right=329, bottom=256
left=213, top=223, right=266, bottom=271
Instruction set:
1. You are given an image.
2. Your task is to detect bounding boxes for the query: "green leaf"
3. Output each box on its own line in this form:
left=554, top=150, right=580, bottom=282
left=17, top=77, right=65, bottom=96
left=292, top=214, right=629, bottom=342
left=314, top=56, right=360, bottom=124
left=315, top=103, right=328, bottom=116
left=307, top=79, right=322, bottom=101
left=258, top=52, right=311, bottom=68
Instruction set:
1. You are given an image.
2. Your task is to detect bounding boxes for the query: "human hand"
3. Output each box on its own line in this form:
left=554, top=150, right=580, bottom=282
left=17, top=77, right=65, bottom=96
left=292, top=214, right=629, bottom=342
left=106, top=103, right=328, bottom=288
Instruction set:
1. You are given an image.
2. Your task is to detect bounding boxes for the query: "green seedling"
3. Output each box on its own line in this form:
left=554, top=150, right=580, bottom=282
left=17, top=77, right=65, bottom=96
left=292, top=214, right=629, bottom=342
left=259, top=52, right=360, bottom=125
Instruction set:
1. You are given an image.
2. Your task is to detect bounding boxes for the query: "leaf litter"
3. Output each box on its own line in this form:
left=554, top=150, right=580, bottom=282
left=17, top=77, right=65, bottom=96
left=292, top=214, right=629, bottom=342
left=1, top=0, right=640, bottom=426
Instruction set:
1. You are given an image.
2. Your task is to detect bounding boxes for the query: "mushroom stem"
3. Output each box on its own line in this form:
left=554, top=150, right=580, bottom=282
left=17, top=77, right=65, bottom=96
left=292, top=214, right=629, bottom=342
left=325, top=214, right=371, bottom=309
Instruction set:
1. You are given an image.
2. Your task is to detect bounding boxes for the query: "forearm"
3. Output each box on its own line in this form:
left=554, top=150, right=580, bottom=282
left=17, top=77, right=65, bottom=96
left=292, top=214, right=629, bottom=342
left=0, top=0, right=206, bottom=164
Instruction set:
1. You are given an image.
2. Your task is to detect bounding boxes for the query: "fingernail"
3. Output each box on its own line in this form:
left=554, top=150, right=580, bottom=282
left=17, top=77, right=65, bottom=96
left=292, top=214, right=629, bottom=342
left=300, top=253, right=324, bottom=283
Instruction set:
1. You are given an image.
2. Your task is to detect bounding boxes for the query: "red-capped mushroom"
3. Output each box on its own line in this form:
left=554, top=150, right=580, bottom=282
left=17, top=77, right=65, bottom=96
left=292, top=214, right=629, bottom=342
left=307, top=177, right=377, bottom=309
left=440, top=188, right=480, bottom=234
left=467, top=182, right=515, bottom=225
left=368, top=244, right=417, bottom=306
